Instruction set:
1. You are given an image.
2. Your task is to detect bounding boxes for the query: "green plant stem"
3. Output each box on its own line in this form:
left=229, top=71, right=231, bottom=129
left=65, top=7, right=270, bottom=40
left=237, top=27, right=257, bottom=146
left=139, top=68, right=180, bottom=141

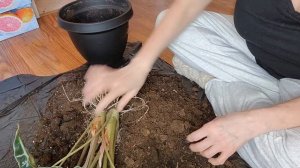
left=108, top=109, right=119, bottom=165
left=89, top=112, right=106, bottom=167
left=89, top=142, right=103, bottom=168
left=102, top=109, right=119, bottom=168
left=84, top=112, right=106, bottom=168
left=52, top=113, right=111, bottom=168
left=58, top=123, right=91, bottom=167
left=52, top=122, right=106, bottom=167
left=52, top=136, right=94, bottom=167
left=71, top=121, right=93, bottom=152
left=77, top=142, right=89, bottom=166
left=89, top=140, right=101, bottom=167
left=83, top=135, right=99, bottom=168
left=96, top=142, right=105, bottom=168
left=105, top=149, right=115, bottom=168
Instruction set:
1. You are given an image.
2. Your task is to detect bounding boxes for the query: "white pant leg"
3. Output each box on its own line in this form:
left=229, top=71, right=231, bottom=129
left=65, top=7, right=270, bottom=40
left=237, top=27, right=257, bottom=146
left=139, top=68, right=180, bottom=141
left=156, top=10, right=300, bottom=168
left=156, top=10, right=214, bottom=89
left=156, top=10, right=280, bottom=99
left=206, top=79, right=300, bottom=168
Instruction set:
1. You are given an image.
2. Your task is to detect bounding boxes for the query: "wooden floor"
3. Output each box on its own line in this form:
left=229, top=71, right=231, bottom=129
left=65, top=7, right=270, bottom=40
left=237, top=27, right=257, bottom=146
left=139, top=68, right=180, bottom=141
left=0, top=0, right=235, bottom=81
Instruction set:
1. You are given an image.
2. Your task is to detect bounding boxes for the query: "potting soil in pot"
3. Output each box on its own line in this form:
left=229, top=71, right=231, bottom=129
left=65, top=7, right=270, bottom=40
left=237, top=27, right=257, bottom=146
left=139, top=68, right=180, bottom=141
left=68, top=8, right=124, bottom=23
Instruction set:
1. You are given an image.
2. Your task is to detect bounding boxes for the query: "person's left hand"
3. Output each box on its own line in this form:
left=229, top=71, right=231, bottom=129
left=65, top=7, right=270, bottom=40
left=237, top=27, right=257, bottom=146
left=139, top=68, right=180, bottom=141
left=186, top=111, right=263, bottom=165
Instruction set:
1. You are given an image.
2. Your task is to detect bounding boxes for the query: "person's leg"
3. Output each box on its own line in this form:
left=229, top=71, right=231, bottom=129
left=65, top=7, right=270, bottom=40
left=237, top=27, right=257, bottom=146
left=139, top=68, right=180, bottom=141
left=156, top=10, right=214, bottom=89
left=205, top=79, right=300, bottom=168
left=156, top=10, right=300, bottom=167
left=235, top=79, right=300, bottom=168
left=156, top=10, right=279, bottom=98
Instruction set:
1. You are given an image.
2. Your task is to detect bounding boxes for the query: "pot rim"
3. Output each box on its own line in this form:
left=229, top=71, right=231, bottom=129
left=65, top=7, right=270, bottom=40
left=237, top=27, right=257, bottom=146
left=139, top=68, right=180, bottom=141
left=58, top=0, right=133, bottom=33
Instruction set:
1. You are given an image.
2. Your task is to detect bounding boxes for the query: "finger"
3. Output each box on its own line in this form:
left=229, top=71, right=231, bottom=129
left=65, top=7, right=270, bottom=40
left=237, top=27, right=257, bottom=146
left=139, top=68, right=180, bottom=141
left=82, top=76, right=106, bottom=97
left=208, top=152, right=229, bottom=166
left=200, top=146, right=220, bottom=159
left=187, top=126, right=208, bottom=143
left=82, top=86, right=94, bottom=104
left=82, top=85, right=107, bottom=105
left=95, top=90, right=123, bottom=113
left=117, top=90, right=138, bottom=111
left=189, top=138, right=212, bottom=153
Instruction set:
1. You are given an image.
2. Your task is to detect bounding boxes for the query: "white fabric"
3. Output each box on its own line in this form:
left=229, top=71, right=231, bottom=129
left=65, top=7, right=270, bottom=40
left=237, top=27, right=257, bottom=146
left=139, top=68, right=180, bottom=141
left=173, top=56, right=215, bottom=88
left=156, top=10, right=300, bottom=168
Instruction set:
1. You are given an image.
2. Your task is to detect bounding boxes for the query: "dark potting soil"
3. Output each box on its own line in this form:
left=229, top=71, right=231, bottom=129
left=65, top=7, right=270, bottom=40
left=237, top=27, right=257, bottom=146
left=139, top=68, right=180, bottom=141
left=68, top=7, right=124, bottom=23
left=31, top=72, right=90, bottom=167
left=30, top=70, right=249, bottom=168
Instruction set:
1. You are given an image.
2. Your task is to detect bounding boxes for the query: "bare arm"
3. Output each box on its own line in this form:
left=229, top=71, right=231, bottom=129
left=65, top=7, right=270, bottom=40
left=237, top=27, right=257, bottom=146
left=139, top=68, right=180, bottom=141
left=131, top=0, right=212, bottom=68
left=251, top=97, right=300, bottom=134
left=292, top=0, right=300, bottom=12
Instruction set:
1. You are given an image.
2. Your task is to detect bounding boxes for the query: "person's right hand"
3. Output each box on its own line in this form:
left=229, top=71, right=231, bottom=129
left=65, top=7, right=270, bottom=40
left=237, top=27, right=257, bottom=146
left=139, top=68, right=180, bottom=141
left=82, top=57, right=152, bottom=114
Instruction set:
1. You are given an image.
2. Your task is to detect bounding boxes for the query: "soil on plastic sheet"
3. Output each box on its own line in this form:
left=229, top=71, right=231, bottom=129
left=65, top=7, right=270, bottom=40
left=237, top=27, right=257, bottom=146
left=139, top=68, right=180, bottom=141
left=30, top=72, right=89, bottom=167
left=30, top=70, right=249, bottom=168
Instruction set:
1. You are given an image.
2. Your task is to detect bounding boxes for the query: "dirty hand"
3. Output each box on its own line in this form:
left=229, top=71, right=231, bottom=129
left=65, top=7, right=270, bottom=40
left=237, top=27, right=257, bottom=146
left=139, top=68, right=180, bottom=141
left=82, top=58, right=152, bottom=113
left=187, top=112, right=262, bottom=165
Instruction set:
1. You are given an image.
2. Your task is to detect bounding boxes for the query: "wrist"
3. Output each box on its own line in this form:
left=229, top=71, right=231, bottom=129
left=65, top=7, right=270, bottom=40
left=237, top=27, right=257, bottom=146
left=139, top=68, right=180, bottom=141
left=246, top=108, right=272, bottom=136
left=130, top=51, right=157, bottom=70
left=129, top=54, right=154, bottom=73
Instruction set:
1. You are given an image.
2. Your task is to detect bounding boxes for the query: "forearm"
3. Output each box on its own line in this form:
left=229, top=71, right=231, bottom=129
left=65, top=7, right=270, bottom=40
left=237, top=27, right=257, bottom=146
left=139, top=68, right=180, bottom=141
left=132, top=0, right=212, bottom=67
left=249, top=97, right=300, bottom=136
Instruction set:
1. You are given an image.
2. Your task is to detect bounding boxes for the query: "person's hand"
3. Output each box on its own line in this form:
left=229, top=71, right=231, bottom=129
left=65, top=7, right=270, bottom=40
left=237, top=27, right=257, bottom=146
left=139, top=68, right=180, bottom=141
left=82, top=58, right=152, bottom=114
left=187, top=111, right=263, bottom=165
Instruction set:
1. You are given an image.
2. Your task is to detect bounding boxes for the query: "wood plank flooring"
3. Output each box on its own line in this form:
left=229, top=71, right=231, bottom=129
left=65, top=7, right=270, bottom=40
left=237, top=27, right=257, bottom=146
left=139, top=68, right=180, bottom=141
left=0, top=0, right=235, bottom=81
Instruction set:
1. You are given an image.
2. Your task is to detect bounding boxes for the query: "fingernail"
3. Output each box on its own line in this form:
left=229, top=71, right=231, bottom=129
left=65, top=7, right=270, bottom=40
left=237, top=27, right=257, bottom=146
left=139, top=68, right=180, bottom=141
left=185, top=138, right=191, bottom=144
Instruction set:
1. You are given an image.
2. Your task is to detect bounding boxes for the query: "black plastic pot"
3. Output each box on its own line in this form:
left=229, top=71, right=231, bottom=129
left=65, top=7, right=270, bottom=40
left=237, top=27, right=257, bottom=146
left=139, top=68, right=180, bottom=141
left=58, top=0, right=133, bottom=68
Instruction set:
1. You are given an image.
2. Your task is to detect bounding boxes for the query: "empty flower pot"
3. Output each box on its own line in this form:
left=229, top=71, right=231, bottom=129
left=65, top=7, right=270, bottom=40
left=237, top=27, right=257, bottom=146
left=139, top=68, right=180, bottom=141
left=58, top=0, right=133, bottom=68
